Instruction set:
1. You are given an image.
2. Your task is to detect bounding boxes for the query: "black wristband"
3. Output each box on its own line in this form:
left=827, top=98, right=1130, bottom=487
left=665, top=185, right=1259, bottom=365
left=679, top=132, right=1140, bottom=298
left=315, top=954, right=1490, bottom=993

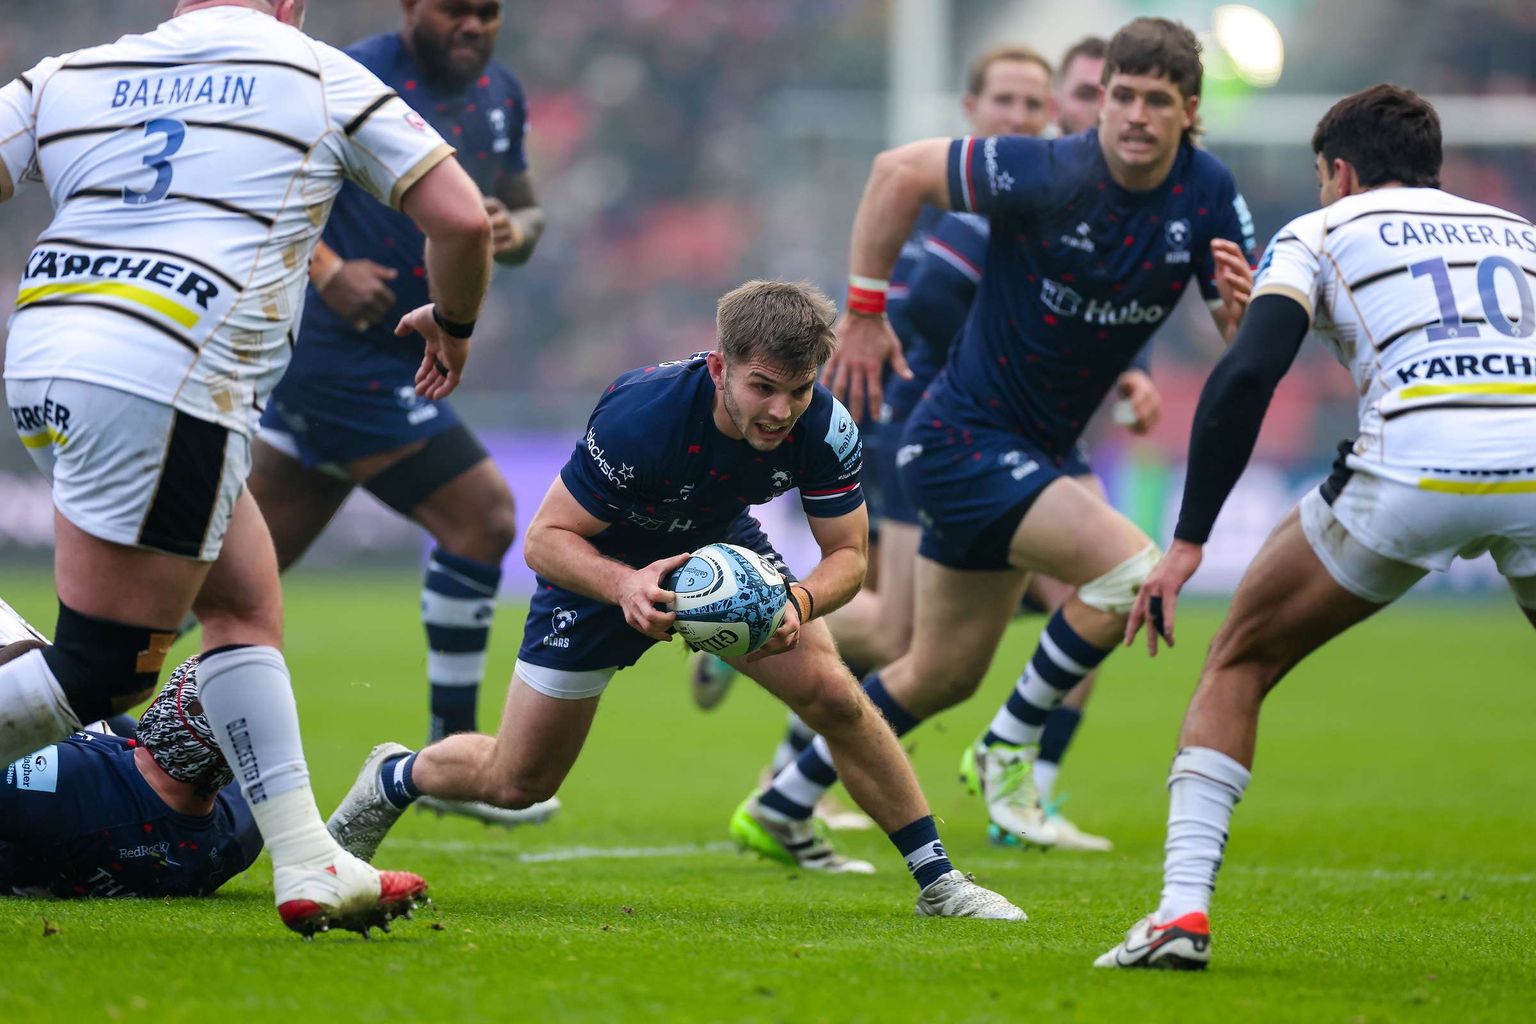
left=431, top=306, right=476, bottom=339
left=785, top=586, right=803, bottom=622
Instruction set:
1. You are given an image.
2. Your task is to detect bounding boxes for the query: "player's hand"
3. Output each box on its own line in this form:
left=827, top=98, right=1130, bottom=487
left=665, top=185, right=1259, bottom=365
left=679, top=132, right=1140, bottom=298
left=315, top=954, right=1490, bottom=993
left=745, top=590, right=802, bottom=662
left=484, top=196, right=524, bottom=260
left=397, top=303, right=469, bottom=400
left=1114, top=369, right=1162, bottom=435
left=1124, top=539, right=1203, bottom=656
left=318, top=258, right=398, bottom=330
left=823, top=313, right=911, bottom=423
left=619, top=552, right=693, bottom=642
left=1211, top=238, right=1253, bottom=343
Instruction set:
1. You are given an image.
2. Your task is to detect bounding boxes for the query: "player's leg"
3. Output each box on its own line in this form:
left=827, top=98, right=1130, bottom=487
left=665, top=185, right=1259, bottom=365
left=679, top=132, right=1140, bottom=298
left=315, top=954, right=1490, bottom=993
left=193, top=488, right=428, bottom=933
left=965, top=475, right=1158, bottom=845
left=734, top=619, right=1024, bottom=919
left=753, top=561, right=1026, bottom=842
left=357, top=428, right=515, bottom=744
left=1099, top=497, right=1415, bottom=970
left=246, top=436, right=355, bottom=571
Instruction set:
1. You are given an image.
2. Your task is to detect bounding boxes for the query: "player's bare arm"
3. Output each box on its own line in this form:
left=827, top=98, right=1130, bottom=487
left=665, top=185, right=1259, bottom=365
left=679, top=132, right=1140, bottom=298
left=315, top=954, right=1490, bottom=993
left=1115, top=368, right=1162, bottom=434
left=749, top=505, right=869, bottom=661
left=1208, top=238, right=1255, bottom=343
left=826, top=137, right=951, bottom=420
left=396, top=156, right=493, bottom=399
left=487, top=168, right=544, bottom=265
left=1126, top=292, right=1310, bottom=653
left=522, top=477, right=689, bottom=642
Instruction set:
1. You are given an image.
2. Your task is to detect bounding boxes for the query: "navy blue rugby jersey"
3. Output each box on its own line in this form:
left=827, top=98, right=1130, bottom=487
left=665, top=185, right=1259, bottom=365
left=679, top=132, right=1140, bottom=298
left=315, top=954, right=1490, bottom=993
left=560, top=356, right=864, bottom=565
left=886, top=211, right=990, bottom=418
left=0, top=733, right=261, bottom=898
left=938, top=129, right=1256, bottom=454
left=294, top=32, right=528, bottom=367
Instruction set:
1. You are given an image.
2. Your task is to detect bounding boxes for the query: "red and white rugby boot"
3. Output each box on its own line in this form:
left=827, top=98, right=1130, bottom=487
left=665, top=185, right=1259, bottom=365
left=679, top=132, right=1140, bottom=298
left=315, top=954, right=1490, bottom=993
left=1094, top=911, right=1211, bottom=970
left=275, top=849, right=428, bottom=940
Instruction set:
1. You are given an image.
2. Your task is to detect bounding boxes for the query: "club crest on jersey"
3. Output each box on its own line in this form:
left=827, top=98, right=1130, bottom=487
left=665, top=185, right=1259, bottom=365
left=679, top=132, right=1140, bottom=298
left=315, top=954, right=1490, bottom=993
left=488, top=108, right=512, bottom=153
left=1165, top=219, right=1192, bottom=264
left=1041, top=278, right=1084, bottom=317
left=770, top=469, right=793, bottom=494
left=404, top=111, right=429, bottom=133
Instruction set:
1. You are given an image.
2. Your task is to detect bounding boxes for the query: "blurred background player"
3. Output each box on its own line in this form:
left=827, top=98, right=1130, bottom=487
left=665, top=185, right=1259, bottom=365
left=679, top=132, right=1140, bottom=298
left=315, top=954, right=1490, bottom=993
left=0, top=0, right=493, bottom=935
left=2, top=646, right=263, bottom=901
left=250, top=0, right=546, bottom=829
left=329, top=281, right=1026, bottom=920
left=761, top=17, right=1254, bottom=855
left=1053, top=35, right=1108, bottom=136
left=1100, top=84, right=1536, bottom=970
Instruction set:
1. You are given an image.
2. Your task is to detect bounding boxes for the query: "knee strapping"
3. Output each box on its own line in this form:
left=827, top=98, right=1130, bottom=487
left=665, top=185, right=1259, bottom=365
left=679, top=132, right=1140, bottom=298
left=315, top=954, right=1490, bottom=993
left=1078, top=543, right=1161, bottom=614
left=41, top=602, right=177, bottom=722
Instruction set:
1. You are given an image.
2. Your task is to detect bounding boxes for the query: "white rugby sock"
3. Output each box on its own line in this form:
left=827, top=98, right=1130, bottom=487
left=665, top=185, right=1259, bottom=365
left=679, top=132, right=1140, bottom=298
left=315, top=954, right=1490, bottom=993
left=1157, top=746, right=1251, bottom=922
left=197, top=645, right=336, bottom=867
left=1032, top=757, right=1061, bottom=807
left=0, top=648, right=82, bottom=765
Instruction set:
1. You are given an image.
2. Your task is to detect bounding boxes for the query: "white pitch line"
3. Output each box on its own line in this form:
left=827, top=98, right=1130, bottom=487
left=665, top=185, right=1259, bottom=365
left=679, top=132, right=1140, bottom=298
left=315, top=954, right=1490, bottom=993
left=385, top=839, right=737, bottom=863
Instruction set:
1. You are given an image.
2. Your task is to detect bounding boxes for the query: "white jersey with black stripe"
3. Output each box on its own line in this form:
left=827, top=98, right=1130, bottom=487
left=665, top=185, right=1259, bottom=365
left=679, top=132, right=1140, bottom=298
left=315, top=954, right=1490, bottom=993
left=0, top=6, right=454, bottom=435
left=1253, top=187, right=1536, bottom=488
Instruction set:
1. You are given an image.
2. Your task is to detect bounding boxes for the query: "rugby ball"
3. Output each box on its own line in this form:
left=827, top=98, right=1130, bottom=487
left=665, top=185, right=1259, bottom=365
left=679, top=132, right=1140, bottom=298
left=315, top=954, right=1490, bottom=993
left=665, top=543, right=789, bottom=659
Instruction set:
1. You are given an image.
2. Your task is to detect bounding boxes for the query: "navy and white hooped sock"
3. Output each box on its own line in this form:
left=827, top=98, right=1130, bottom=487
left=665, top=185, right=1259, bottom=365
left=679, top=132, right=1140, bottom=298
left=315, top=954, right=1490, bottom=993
left=1034, top=705, right=1084, bottom=804
left=889, top=815, right=954, bottom=890
left=758, top=673, right=920, bottom=822
left=422, top=548, right=501, bottom=741
left=379, top=752, right=422, bottom=810
left=770, top=713, right=815, bottom=775
left=983, top=610, right=1111, bottom=749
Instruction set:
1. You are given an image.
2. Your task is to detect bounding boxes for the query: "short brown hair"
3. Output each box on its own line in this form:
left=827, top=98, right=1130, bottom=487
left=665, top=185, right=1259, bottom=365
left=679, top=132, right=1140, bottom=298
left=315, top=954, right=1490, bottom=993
left=716, top=280, right=838, bottom=375
left=1057, top=36, right=1107, bottom=84
left=1312, top=84, right=1441, bottom=188
left=966, top=46, right=1053, bottom=98
left=1104, top=18, right=1202, bottom=100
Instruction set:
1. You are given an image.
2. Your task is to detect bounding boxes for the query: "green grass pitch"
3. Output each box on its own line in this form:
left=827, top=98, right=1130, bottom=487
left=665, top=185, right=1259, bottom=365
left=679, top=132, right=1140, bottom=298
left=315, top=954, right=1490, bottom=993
left=1, top=568, right=1533, bottom=1022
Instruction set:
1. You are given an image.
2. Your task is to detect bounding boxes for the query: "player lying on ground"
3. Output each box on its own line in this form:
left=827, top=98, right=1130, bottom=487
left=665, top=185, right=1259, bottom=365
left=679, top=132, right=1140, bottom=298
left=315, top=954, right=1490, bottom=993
left=746, top=18, right=1254, bottom=862
left=1098, top=84, right=1536, bottom=970
left=0, top=0, right=492, bottom=936
left=1, top=604, right=260, bottom=898
left=328, top=281, right=1025, bottom=919
left=251, top=2, right=548, bottom=825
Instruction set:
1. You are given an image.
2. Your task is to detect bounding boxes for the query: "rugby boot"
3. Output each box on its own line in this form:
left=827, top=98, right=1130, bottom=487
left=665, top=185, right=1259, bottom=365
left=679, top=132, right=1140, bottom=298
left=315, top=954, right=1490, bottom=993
left=915, top=870, right=1027, bottom=921
left=729, top=793, right=875, bottom=874
left=1095, top=912, right=1212, bottom=970
left=960, top=737, right=1057, bottom=848
left=275, top=849, right=427, bottom=940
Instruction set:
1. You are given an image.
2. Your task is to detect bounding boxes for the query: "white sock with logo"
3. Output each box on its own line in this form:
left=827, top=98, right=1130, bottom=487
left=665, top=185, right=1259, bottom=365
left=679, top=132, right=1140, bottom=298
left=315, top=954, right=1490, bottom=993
left=197, top=645, right=337, bottom=868
left=0, top=648, right=82, bottom=766
left=1156, top=746, right=1251, bottom=922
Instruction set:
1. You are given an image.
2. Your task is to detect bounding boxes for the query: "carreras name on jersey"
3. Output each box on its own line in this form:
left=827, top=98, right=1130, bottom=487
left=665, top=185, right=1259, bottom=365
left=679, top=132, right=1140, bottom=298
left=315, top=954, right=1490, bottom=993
left=1040, top=278, right=1166, bottom=326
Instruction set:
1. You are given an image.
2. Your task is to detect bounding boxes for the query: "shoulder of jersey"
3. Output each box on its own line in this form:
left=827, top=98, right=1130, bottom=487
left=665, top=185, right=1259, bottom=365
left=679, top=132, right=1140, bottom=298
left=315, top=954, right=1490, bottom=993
left=343, top=32, right=400, bottom=66
left=605, top=354, right=708, bottom=396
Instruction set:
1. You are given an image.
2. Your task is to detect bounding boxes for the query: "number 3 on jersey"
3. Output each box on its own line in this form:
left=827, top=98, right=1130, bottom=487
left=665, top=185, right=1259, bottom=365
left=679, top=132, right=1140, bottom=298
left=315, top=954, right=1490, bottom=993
left=1410, top=255, right=1536, bottom=341
left=122, top=118, right=185, bottom=206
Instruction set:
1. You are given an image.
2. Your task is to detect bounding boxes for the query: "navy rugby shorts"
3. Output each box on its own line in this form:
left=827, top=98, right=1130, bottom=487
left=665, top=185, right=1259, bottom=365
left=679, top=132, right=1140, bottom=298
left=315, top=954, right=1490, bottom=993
left=899, top=402, right=1091, bottom=571
left=258, top=357, right=463, bottom=468
left=517, top=513, right=795, bottom=673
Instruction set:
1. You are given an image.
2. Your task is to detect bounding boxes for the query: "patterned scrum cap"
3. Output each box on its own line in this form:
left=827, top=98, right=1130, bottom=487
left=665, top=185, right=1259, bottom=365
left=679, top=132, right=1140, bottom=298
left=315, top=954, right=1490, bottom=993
left=136, top=656, right=233, bottom=797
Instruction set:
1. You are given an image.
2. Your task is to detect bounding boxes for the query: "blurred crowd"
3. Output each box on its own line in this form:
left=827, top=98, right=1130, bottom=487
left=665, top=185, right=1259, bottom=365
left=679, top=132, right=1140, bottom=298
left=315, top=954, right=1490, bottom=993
left=2, top=0, right=1535, bottom=455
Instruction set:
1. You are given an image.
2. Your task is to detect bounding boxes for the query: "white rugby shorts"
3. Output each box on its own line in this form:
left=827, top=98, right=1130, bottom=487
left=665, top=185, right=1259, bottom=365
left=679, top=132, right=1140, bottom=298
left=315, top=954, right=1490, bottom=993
left=6, top=378, right=249, bottom=562
left=1301, top=470, right=1536, bottom=606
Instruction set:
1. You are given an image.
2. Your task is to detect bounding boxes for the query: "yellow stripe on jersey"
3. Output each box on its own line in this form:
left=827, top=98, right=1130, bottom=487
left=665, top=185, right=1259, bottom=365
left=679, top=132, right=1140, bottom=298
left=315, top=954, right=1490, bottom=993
left=17, top=426, right=68, bottom=449
left=1398, top=382, right=1536, bottom=400
left=1418, top=477, right=1536, bottom=495
left=15, top=282, right=200, bottom=328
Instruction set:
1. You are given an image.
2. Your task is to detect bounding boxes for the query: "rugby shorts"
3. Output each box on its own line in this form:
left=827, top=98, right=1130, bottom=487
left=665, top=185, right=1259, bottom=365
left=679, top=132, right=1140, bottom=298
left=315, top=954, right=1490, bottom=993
left=258, top=357, right=464, bottom=470
left=898, top=404, right=1090, bottom=571
left=7, top=378, right=247, bottom=562
left=514, top=514, right=795, bottom=698
left=1303, top=467, right=1536, bottom=606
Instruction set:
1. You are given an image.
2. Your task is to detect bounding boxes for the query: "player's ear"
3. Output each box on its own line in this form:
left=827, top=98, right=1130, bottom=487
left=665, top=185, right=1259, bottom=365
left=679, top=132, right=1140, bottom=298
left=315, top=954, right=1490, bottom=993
left=961, top=93, right=978, bottom=122
left=705, top=350, right=726, bottom=386
left=1181, top=92, right=1199, bottom=132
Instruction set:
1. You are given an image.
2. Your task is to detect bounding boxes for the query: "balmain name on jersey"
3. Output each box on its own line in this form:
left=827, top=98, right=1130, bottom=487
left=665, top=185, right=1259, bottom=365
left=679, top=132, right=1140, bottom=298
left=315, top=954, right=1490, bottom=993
left=112, top=73, right=256, bottom=109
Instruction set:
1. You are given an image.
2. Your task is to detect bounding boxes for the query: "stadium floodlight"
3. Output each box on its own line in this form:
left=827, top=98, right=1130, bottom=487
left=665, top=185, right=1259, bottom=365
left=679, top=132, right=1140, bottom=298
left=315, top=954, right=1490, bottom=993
left=1213, top=5, right=1285, bottom=87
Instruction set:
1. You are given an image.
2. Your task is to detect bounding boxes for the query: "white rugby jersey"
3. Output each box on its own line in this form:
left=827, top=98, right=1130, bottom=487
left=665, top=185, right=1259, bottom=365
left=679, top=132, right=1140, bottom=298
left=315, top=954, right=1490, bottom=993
left=0, top=7, right=454, bottom=434
left=1254, top=187, right=1536, bottom=490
